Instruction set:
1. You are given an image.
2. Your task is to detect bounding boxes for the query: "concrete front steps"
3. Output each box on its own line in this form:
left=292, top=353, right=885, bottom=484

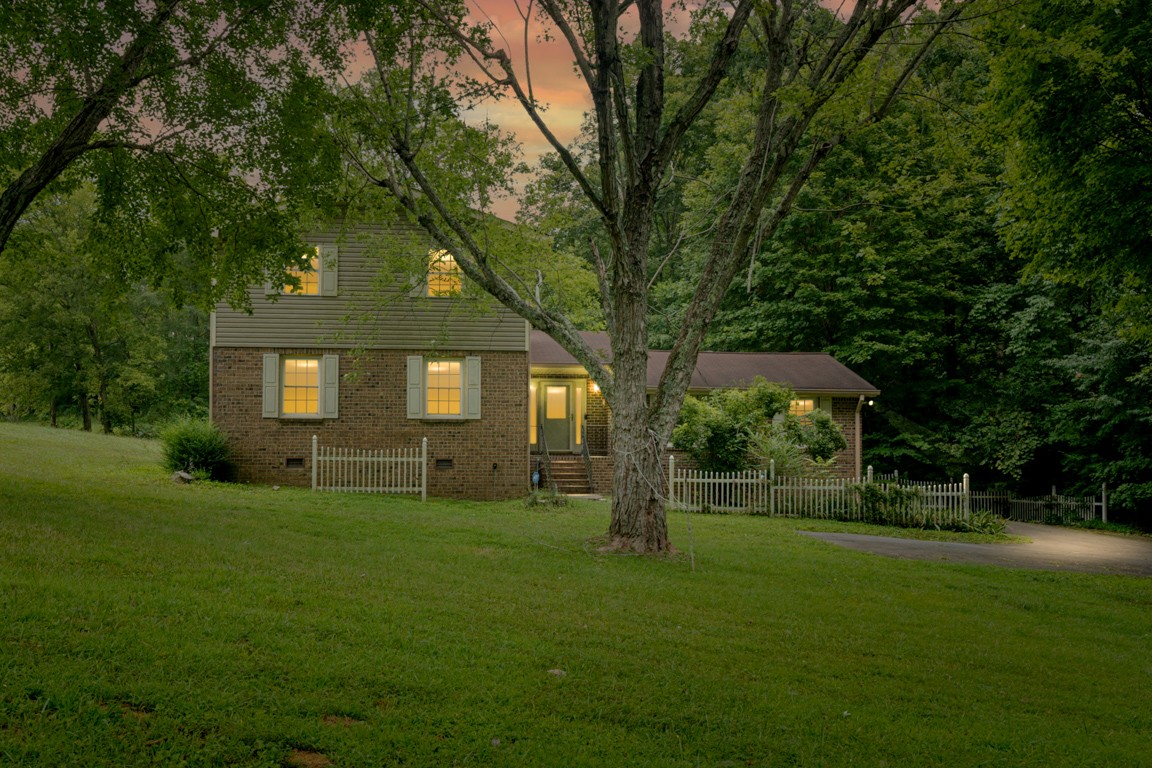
left=542, top=455, right=592, bottom=495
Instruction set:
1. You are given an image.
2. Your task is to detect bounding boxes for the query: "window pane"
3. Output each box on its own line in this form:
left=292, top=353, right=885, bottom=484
left=789, top=398, right=815, bottom=417
left=287, top=249, right=320, bottom=295
left=546, top=386, right=567, bottom=420
left=425, top=360, right=461, bottom=416
left=427, top=249, right=462, bottom=297
left=282, top=358, right=320, bottom=415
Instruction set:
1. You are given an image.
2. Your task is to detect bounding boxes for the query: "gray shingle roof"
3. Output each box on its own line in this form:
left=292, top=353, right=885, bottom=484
left=529, top=330, right=879, bottom=395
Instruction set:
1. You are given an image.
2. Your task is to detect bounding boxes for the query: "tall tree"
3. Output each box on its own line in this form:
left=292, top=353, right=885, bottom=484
left=337, top=0, right=970, bottom=552
left=0, top=0, right=346, bottom=304
left=338, top=0, right=972, bottom=552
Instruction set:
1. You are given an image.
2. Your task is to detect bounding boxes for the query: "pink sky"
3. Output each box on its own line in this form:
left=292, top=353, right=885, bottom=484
left=458, top=1, right=593, bottom=216
left=378, top=1, right=854, bottom=216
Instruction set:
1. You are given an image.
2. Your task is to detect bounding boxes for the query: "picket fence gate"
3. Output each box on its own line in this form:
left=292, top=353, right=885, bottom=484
left=311, top=435, right=427, bottom=500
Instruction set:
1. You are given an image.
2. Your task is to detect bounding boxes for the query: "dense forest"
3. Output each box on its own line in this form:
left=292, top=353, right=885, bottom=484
left=1, top=1, right=1148, bottom=525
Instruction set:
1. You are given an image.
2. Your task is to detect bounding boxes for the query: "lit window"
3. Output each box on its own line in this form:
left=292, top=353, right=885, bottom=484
left=287, top=248, right=320, bottom=295
left=427, top=249, right=462, bottom=297
left=282, top=358, right=320, bottom=415
left=425, top=360, right=462, bottom=415
left=789, top=398, right=815, bottom=417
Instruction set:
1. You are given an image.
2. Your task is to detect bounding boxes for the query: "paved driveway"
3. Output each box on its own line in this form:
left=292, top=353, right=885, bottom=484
left=797, top=522, right=1152, bottom=576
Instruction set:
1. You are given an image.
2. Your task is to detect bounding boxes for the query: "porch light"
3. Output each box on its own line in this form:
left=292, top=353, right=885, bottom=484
left=589, top=381, right=600, bottom=394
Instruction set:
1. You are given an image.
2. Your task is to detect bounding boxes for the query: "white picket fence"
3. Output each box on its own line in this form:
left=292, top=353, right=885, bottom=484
left=311, top=435, right=427, bottom=500
left=969, top=488, right=1107, bottom=523
left=667, top=456, right=973, bottom=526
left=668, top=457, right=1111, bottom=527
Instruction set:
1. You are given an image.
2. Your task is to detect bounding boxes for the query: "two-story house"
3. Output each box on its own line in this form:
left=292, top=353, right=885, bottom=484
left=211, top=221, right=880, bottom=499
left=210, top=221, right=532, bottom=499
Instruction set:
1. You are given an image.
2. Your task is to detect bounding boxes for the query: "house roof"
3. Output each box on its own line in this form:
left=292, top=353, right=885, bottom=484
left=529, top=330, right=880, bottom=396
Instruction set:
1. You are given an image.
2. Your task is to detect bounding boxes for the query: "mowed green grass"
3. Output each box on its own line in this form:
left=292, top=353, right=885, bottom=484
left=1, top=423, right=1150, bottom=767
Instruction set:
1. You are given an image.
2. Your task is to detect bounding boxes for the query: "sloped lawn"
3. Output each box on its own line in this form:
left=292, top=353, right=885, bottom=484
left=1, top=422, right=1149, bottom=767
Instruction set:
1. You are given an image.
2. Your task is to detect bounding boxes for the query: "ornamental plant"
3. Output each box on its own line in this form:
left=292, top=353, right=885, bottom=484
left=160, top=418, right=231, bottom=481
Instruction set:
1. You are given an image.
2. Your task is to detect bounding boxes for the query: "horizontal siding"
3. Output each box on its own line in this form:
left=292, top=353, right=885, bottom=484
left=213, top=222, right=528, bottom=352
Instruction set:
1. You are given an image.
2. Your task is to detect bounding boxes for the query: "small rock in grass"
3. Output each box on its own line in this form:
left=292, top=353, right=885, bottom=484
left=547, top=668, right=567, bottom=677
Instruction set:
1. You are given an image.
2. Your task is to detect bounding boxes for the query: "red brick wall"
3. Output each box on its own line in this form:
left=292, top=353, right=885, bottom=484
left=585, top=382, right=611, bottom=456
left=829, top=396, right=861, bottom=479
left=212, top=347, right=529, bottom=500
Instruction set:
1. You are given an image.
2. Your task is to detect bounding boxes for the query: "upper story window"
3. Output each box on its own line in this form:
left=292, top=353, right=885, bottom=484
left=789, top=398, right=815, bottom=417
left=427, top=249, right=462, bottom=297
left=267, top=244, right=337, bottom=298
left=286, top=248, right=320, bottom=295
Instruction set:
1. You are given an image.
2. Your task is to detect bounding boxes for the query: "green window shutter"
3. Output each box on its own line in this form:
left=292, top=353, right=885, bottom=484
left=319, top=244, right=338, bottom=297
left=262, top=354, right=280, bottom=418
left=406, top=355, right=423, bottom=419
left=321, top=354, right=340, bottom=418
left=465, top=356, right=481, bottom=419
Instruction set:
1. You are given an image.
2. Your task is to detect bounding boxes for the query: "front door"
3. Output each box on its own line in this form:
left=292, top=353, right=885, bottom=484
left=541, top=383, right=571, bottom=452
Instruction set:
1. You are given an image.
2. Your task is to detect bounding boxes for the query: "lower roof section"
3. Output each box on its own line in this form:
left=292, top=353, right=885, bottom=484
left=529, top=330, right=880, bottom=396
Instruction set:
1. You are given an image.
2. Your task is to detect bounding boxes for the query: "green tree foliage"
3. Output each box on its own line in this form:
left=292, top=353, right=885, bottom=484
left=0, top=187, right=208, bottom=433
left=0, top=0, right=348, bottom=306
left=1050, top=312, right=1152, bottom=516
left=984, top=0, right=1152, bottom=330
left=647, top=24, right=1005, bottom=479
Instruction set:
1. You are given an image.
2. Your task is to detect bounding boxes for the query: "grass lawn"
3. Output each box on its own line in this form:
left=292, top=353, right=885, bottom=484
left=1, top=422, right=1150, bottom=767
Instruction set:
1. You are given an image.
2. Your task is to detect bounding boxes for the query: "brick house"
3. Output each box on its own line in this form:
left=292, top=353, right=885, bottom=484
left=211, top=222, right=879, bottom=499
left=528, top=330, right=880, bottom=492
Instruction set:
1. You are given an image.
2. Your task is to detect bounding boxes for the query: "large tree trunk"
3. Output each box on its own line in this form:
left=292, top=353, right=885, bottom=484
left=606, top=299, right=670, bottom=552
left=608, top=414, right=670, bottom=552
left=604, top=207, right=671, bottom=552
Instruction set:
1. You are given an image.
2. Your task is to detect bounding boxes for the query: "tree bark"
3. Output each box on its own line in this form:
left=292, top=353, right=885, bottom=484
left=607, top=410, right=670, bottom=552
left=79, top=391, right=92, bottom=432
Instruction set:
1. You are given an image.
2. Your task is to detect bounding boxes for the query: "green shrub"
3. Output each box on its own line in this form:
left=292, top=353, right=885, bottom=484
left=954, top=508, right=1008, bottom=535
left=779, top=410, right=848, bottom=462
left=160, top=418, right=231, bottom=480
left=671, top=378, right=793, bottom=472
left=853, top=483, right=926, bottom=527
